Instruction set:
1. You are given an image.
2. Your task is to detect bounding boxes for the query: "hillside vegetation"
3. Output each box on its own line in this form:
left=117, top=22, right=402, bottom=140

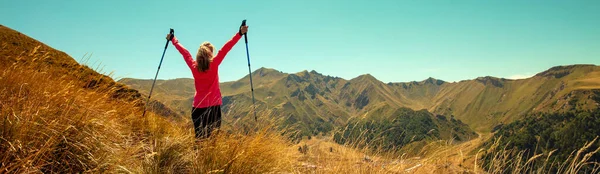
left=481, top=109, right=600, bottom=173
left=334, top=107, right=477, bottom=151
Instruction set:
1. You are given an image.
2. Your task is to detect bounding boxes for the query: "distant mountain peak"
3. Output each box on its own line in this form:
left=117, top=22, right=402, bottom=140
left=475, top=76, right=505, bottom=87
left=252, top=67, right=285, bottom=77
left=350, top=74, right=379, bottom=83
left=309, top=70, right=322, bottom=76
left=422, top=77, right=445, bottom=85
left=535, top=64, right=597, bottom=78
left=294, top=70, right=311, bottom=78
left=253, top=67, right=278, bottom=73
left=357, top=73, right=376, bottom=79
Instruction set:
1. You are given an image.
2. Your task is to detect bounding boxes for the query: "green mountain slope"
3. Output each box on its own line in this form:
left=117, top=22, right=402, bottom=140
left=481, top=109, right=600, bottom=172
left=334, top=107, right=477, bottom=150
left=423, top=65, right=600, bottom=131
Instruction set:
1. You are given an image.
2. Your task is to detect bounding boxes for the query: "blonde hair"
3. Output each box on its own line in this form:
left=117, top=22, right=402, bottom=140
left=196, top=42, right=214, bottom=72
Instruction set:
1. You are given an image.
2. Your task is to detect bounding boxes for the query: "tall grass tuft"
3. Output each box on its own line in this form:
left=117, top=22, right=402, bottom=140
left=480, top=136, right=600, bottom=173
left=1, top=51, right=123, bottom=173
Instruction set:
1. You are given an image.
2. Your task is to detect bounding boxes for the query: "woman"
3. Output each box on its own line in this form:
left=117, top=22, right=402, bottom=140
left=167, top=24, right=248, bottom=138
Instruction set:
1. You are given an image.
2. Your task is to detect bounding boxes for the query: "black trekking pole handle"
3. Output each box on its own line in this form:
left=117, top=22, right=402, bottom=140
left=164, top=28, right=175, bottom=49
left=241, top=20, right=248, bottom=43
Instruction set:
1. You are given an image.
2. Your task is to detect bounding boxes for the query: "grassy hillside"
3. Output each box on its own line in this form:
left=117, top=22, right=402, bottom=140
left=0, top=25, right=179, bottom=118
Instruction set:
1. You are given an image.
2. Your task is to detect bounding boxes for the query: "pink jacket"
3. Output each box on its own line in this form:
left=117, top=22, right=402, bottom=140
left=171, top=33, right=242, bottom=108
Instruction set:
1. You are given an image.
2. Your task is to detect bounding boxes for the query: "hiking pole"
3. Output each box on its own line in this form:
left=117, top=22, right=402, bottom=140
left=241, top=20, right=257, bottom=121
left=143, top=28, right=174, bottom=117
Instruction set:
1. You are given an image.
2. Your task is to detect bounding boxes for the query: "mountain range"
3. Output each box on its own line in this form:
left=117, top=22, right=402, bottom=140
left=119, top=64, right=600, bottom=135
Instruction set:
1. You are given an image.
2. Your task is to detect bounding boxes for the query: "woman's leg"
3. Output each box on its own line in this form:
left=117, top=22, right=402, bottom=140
left=205, top=105, right=222, bottom=137
left=191, top=107, right=206, bottom=138
left=190, top=105, right=223, bottom=138
left=214, top=105, right=222, bottom=130
left=201, top=107, right=212, bottom=138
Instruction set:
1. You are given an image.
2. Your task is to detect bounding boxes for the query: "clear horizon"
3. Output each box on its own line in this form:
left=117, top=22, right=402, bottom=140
left=2, top=0, right=599, bottom=83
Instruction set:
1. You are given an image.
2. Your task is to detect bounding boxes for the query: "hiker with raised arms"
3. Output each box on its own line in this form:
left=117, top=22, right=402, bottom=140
left=166, top=23, right=249, bottom=139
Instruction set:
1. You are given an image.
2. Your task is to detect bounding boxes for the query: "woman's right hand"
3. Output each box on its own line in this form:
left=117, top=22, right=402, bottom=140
left=166, top=34, right=173, bottom=41
left=240, top=26, right=248, bottom=35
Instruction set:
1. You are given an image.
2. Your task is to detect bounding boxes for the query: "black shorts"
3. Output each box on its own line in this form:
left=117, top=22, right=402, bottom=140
left=191, top=105, right=222, bottom=138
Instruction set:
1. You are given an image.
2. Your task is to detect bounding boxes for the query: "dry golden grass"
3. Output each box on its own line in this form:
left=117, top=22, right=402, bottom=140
left=294, top=137, right=392, bottom=173
left=1, top=55, right=124, bottom=172
left=292, top=131, right=599, bottom=174
left=0, top=48, right=297, bottom=173
left=291, top=133, right=483, bottom=174
left=480, top=136, right=600, bottom=174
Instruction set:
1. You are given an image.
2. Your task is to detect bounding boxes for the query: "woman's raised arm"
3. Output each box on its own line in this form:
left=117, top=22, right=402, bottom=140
left=167, top=34, right=196, bottom=71
left=212, top=26, right=248, bottom=66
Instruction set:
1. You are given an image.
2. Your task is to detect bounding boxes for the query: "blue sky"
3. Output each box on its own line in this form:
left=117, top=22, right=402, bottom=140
left=1, top=0, right=599, bottom=83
